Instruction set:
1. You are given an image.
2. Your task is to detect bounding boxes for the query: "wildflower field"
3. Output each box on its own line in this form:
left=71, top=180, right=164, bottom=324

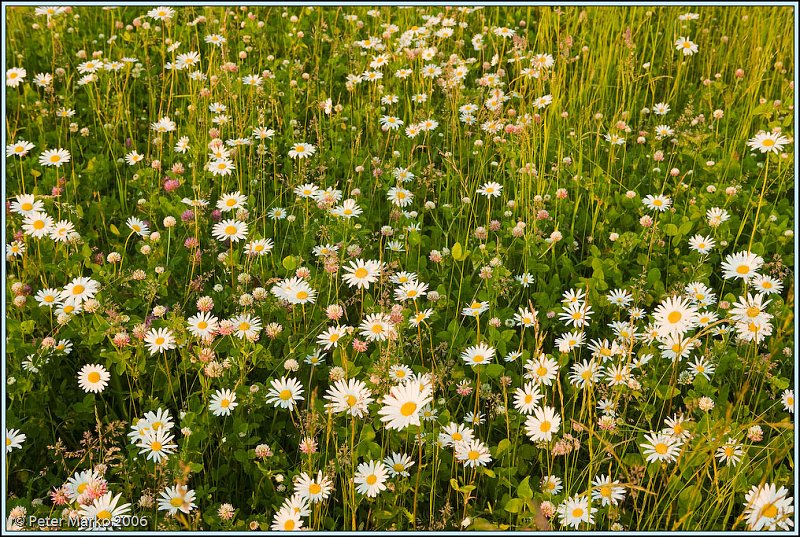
left=3, top=4, right=797, bottom=532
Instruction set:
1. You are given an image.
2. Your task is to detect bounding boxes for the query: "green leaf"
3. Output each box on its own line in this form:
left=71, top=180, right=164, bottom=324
left=450, top=478, right=460, bottom=492
left=664, top=223, right=679, bottom=236
left=109, top=224, right=120, bottom=236
left=494, top=439, right=511, bottom=458
left=517, top=476, right=533, bottom=500
left=504, top=498, right=523, bottom=513
left=452, top=242, right=463, bottom=261
left=485, top=363, right=505, bottom=378
left=282, top=255, right=297, bottom=271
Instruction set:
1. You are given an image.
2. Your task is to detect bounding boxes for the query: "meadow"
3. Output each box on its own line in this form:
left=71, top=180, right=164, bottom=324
left=3, top=4, right=796, bottom=532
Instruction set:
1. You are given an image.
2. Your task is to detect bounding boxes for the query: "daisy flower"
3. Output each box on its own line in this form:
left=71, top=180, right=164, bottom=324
left=212, top=219, right=249, bottom=242
left=217, top=191, right=247, bottom=212
left=377, top=380, right=432, bottom=431
left=461, top=343, right=495, bottom=367
left=144, top=328, right=176, bottom=355
left=324, top=378, right=373, bottom=418
left=6, top=140, right=35, bottom=158
left=408, top=308, right=434, bottom=327
left=525, top=405, right=561, bottom=442
left=454, top=439, right=492, bottom=468
left=78, top=364, right=110, bottom=393
left=6, top=428, right=26, bottom=453
left=559, top=302, right=593, bottom=328
left=384, top=452, right=414, bottom=477
left=294, top=471, right=333, bottom=504
left=688, top=234, right=716, bottom=254
left=79, top=492, right=131, bottom=529
left=742, top=483, right=794, bottom=531
left=187, top=312, right=219, bottom=339
left=387, top=187, right=414, bottom=207
left=22, top=211, right=54, bottom=239
left=288, top=142, right=316, bottom=159
left=642, top=194, right=672, bottom=212
left=271, top=507, right=303, bottom=531
left=476, top=181, right=503, bottom=198
left=523, top=354, right=559, bottom=386
left=715, top=438, right=744, bottom=467
left=61, top=276, right=100, bottom=304
left=342, top=258, right=382, bottom=289
left=265, top=376, right=304, bottom=411
left=513, top=382, right=543, bottom=414
left=6, top=67, right=26, bottom=87
left=591, top=475, right=626, bottom=506
left=781, top=389, right=794, bottom=413
left=721, top=251, right=763, bottom=281
left=652, top=295, right=699, bottom=337
left=137, top=428, right=177, bottom=463
left=35, top=288, right=61, bottom=308
left=558, top=495, right=597, bottom=529
left=461, top=301, right=490, bottom=317
left=126, top=216, right=150, bottom=237
left=747, top=131, right=791, bottom=154
left=317, top=325, right=348, bottom=350
left=541, top=475, right=563, bottom=495
left=395, top=281, right=428, bottom=302
left=354, top=460, right=389, bottom=497
left=675, top=36, right=698, bottom=55
left=752, top=275, right=783, bottom=295
left=358, top=313, right=393, bottom=342
left=641, top=432, right=682, bottom=464
left=158, top=485, right=197, bottom=515
left=331, top=198, right=363, bottom=218
left=39, top=148, right=71, bottom=167
left=209, top=389, right=238, bottom=416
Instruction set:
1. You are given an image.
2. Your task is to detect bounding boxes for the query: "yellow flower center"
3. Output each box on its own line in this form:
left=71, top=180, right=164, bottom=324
left=540, top=421, right=551, bottom=432
left=88, top=372, right=101, bottom=383
left=279, top=389, right=292, bottom=401
left=284, top=519, right=295, bottom=530
left=34, top=220, right=45, bottom=230
left=239, top=322, right=250, bottom=331
left=393, top=463, right=404, bottom=472
left=221, top=399, right=230, bottom=408
left=452, top=432, right=463, bottom=441
left=736, top=265, right=750, bottom=275
left=762, top=139, right=775, bottom=147
left=407, top=290, right=417, bottom=297
left=355, top=268, right=368, bottom=278
left=308, top=483, right=321, bottom=495
left=294, top=145, right=305, bottom=152
left=667, top=311, right=682, bottom=324
left=467, top=450, right=480, bottom=461
left=524, top=394, right=533, bottom=404
left=296, top=291, right=309, bottom=300
left=366, top=474, right=378, bottom=485
left=747, top=306, right=761, bottom=318
left=572, top=508, right=584, bottom=518
left=50, top=154, right=60, bottom=162
left=225, top=225, right=237, bottom=235
left=600, top=485, right=612, bottom=497
left=655, top=443, right=668, bottom=455
left=155, top=337, right=165, bottom=345
left=473, top=355, right=484, bottom=363
left=197, top=321, right=208, bottom=330
left=170, top=497, right=184, bottom=508
left=151, top=441, right=162, bottom=451
left=345, top=395, right=357, bottom=407
left=760, top=503, right=778, bottom=519
left=329, top=333, right=340, bottom=342
left=21, top=202, right=32, bottom=210
left=44, top=295, right=54, bottom=302
left=400, top=402, right=417, bottom=417
left=537, top=366, right=548, bottom=377
left=96, top=510, right=112, bottom=520
left=77, top=483, right=88, bottom=494
left=226, top=198, right=236, bottom=207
